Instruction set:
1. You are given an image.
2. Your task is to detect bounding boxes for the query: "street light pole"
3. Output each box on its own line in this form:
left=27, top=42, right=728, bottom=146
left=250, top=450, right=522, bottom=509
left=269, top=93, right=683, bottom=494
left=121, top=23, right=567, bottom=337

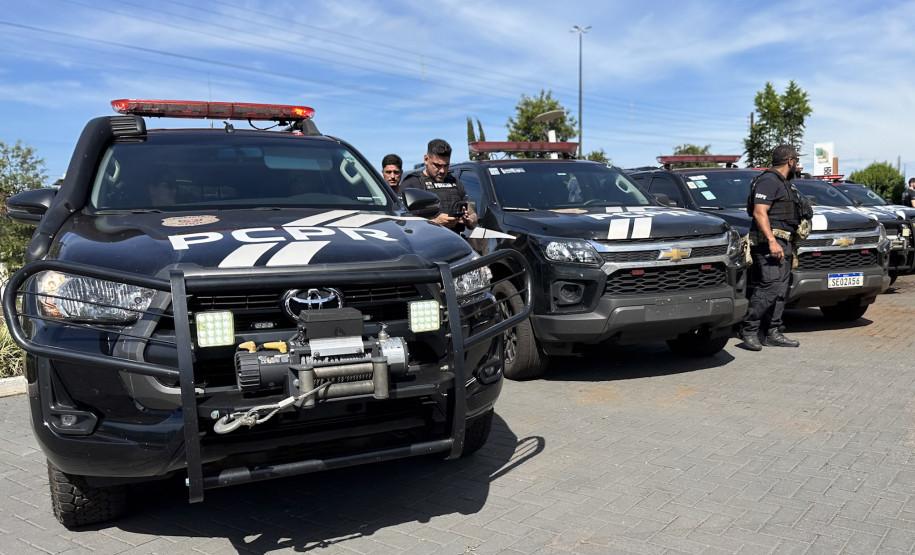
left=571, top=25, right=590, bottom=159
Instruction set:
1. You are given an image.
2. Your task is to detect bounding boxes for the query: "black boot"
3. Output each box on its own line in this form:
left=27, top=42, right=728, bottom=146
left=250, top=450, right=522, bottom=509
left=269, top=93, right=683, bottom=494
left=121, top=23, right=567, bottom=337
left=739, top=332, right=763, bottom=351
left=765, top=329, right=799, bottom=347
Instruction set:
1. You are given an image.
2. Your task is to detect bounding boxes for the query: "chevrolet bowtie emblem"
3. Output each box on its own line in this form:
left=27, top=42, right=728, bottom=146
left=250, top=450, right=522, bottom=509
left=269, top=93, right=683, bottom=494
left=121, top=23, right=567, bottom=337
left=832, top=237, right=856, bottom=247
left=658, top=247, right=692, bottom=262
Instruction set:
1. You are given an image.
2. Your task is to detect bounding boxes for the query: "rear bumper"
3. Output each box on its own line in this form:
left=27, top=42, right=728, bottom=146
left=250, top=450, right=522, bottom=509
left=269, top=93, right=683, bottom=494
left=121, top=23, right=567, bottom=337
left=787, top=266, right=888, bottom=308
left=531, top=284, right=747, bottom=344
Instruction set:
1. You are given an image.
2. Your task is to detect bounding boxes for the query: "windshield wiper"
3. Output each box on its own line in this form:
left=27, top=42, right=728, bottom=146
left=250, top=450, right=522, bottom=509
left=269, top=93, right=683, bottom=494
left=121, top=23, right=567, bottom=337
left=698, top=205, right=724, bottom=210
left=502, top=206, right=534, bottom=211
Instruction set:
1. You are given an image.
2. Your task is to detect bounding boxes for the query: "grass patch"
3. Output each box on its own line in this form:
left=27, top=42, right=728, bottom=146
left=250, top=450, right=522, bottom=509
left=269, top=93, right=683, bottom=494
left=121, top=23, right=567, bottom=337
left=0, top=318, right=24, bottom=378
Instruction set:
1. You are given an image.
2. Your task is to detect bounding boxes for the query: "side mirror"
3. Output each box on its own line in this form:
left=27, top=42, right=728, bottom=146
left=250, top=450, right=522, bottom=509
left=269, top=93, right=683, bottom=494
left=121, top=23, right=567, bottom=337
left=805, top=195, right=818, bottom=206
left=402, top=188, right=440, bottom=218
left=652, top=192, right=674, bottom=206
left=6, top=188, right=57, bottom=224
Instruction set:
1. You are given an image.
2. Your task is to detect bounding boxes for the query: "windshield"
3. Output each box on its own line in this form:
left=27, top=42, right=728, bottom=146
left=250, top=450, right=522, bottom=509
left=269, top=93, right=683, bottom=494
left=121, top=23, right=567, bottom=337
left=680, top=170, right=759, bottom=209
left=794, top=181, right=855, bottom=207
left=836, top=184, right=886, bottom=206
left=90, top=134, right=391, bottom=212
left=488, top=162, right=651, bottom=209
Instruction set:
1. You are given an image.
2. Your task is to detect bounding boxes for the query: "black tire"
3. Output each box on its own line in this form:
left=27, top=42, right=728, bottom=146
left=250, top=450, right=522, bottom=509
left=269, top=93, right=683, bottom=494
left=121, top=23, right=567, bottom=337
left=460, top=409, right=493, bottom=457
left=48, top=462, right=127, bottom=528
left=666, top=328, right=729, bottom=357
left=492, top=280, right=547, bottom=380
left=820, top=301, right=869, bottom=322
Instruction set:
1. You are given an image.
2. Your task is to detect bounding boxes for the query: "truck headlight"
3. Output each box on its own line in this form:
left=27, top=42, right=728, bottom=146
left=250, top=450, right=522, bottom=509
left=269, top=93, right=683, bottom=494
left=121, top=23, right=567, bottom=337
left=453, top=266, right=492, bottom=297
left=539, top=238, right=601, bottom=265
left=408, top=300, right=440, bottom=333
left=877, top=224, right=891, bottom=253
left=725, top=229, right=742, bottom=263
left=35, top=271, right=155, bottom=324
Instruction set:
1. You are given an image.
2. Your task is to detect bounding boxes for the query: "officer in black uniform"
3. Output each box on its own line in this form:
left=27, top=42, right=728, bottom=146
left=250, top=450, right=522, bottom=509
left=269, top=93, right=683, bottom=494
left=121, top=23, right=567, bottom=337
left=740, top=144, right=803, bottom=351
left=399, top=138, right=477, bottom=232
left=903, top=177, right=915, bottom=208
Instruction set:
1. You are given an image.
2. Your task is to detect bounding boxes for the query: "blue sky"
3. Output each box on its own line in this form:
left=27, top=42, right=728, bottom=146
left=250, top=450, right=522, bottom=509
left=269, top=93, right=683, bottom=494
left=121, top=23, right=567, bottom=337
left=2, top=0, right=914, bottom=181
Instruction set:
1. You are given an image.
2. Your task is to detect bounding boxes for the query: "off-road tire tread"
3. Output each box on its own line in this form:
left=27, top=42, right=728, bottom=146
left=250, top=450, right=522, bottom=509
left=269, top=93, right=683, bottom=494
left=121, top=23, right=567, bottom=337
left=460, top=409, right=494, bottom=457
left=48, top=462, right=127, bottom=528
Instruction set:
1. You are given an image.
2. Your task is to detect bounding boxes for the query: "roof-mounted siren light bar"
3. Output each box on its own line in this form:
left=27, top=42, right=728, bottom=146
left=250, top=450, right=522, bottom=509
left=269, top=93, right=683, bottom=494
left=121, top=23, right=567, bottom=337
left=657, top=154, right=741, bottom=169
left=816, top=174, right=845, bottom=182
left=468, top=141, right=580, bottom=157
left=110, top=99, right=315, bottom=122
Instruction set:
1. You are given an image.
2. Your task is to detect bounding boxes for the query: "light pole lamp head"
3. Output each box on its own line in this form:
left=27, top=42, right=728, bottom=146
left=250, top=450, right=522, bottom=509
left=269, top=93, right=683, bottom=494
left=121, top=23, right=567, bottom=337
left=571, top=25, right=591, bottom=34
left=533, top=110, right=564, bottom=124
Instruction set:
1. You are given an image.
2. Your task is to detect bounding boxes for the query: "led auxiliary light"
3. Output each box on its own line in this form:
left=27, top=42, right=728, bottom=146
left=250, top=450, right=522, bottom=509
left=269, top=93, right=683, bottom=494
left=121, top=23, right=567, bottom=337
left=195, top=311, right=235, bottom=347
left=408, top=300, right=441, bottom=333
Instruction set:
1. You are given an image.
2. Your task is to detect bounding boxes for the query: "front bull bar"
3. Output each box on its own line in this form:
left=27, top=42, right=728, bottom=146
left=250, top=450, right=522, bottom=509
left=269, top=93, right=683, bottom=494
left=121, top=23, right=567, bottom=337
left=2, top=249, right=532, bottom=502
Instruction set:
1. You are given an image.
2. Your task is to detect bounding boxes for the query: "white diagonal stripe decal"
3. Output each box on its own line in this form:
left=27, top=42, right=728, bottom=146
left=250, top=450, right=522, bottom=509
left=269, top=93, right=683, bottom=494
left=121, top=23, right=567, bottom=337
left=812, top=214, right=828, bottom=231
left=218, top=243, right=278, bottom=268
left=630, top=217, right=652, bottom=239
left=607, top=218, right=630, bottom=240
left=265, top=241, right=331, bottom=267
left=468, top=227, right=515, bottom=240
left=330, top=214, right=388, bottom=228
left=283, top=210, right=358, bottom=227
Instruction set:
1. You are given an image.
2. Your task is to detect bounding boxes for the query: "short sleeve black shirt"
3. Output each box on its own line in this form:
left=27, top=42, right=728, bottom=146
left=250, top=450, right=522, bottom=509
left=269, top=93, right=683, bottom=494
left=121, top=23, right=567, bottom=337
left=750, top=172, right=798, bottom=233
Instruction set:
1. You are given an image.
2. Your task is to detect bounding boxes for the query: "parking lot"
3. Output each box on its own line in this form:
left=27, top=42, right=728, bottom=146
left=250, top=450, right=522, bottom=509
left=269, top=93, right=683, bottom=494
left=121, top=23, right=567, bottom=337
left=0, top=277, right=913, bottom=555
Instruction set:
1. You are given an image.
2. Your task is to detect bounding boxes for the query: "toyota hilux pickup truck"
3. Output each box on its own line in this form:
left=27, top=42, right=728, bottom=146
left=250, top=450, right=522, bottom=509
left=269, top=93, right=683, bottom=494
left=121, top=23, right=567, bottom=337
left=627, top=161, right=891, bottom=322
left=2, top=100, right=531, bottom=527
left=793, top=178, right=915, bottom=283
left=451, top=141, right=748, bottom=380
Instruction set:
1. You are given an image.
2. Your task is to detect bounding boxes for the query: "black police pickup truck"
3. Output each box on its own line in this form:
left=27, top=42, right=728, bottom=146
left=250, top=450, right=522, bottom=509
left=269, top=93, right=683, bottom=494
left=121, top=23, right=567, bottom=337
left=2, top=100, right=531, bottom=527
left=831, top=180, right=915, bottom=281
left=452, top=142, right=747, bottom=380
left=627, top=164, right=890, bottom=322
left=793, top=178, right=915, bottom=283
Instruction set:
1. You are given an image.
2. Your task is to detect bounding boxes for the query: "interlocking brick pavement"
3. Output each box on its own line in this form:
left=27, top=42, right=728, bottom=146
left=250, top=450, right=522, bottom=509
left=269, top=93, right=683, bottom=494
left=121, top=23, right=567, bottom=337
left=2, top=277, right=915, bottom=554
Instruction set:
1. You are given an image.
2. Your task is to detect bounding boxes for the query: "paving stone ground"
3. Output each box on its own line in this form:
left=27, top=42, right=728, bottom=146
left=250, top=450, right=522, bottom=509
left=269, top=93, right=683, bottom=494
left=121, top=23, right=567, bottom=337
left=2, top=277, right=915, bottom=554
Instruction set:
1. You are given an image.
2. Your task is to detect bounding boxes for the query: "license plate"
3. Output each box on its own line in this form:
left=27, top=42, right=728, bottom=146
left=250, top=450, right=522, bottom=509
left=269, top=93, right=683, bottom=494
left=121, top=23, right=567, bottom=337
left=827, top=272, right=863, bottom=288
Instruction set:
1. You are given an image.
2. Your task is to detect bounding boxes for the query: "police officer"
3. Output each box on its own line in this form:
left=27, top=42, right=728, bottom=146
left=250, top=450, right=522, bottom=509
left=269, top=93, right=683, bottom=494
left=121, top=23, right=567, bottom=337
left=380, top=153, right=403, bottom=193
left=400, top=139, right=477, bottom=232
left=902, top=177, right=915, bottom=208
left=740, top=144, right=803, bottom=351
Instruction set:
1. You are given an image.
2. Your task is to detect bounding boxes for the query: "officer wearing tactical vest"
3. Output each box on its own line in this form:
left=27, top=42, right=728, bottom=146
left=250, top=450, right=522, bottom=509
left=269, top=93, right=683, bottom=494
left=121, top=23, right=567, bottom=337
left=740, top=144, right=804, bottom=351
left=400, top=139, right=478, bottom=232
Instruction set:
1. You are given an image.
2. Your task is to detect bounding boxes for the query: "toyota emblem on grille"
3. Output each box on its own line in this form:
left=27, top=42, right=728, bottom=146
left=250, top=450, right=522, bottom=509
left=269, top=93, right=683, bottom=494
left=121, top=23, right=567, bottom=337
left=282, top=288, right=343, bottom=319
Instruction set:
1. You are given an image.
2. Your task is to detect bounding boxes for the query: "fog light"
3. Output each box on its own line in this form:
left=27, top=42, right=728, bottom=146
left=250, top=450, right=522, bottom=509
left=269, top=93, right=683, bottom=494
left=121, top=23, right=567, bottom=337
left=60, top=414, right=78, bottom=427
left=408, top=300, right=440, bottom=333
left=195, top=311, right=235, bottom=347
left=554, top=281, right=584, bottom=306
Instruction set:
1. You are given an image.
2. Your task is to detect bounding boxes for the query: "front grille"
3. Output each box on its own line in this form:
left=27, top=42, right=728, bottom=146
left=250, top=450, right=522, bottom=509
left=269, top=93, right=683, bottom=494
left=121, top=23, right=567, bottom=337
left=596, top=233, right=722, bottom=245
left=604, top=264, right=727, bottom=296
left=799, top=235, right=880, bottom=248
left=188, top=284, right=423, bottom=329
left=797, top=250, right=877, bottom=271
left=600, top=244, right=727, bottom=263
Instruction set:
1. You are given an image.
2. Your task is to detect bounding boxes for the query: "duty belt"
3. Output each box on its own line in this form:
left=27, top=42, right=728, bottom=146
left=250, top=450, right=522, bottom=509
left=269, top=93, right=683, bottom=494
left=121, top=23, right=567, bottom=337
left=748, top=228, right=793, bottom=246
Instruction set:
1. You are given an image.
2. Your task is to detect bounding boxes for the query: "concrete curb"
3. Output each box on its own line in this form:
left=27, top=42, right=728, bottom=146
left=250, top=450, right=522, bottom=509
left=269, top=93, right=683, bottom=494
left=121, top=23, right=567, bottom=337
left=0, top=376, right=26, bottom=398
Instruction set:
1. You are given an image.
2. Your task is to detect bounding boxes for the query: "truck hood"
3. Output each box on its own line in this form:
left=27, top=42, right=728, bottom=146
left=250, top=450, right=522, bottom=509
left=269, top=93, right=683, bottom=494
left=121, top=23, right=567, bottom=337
left=847, top=205, right=915, bottom=222
left=501, top=206, right=728, bottom=241
left=49, top=209, right=471, bottom=276
left=708, top=206, right=880, bottom=235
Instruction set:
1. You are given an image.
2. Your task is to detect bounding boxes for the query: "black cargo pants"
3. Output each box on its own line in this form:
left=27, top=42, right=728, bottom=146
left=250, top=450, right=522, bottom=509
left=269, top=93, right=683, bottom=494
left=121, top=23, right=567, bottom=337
left=742, top=237, right=793, bottom=336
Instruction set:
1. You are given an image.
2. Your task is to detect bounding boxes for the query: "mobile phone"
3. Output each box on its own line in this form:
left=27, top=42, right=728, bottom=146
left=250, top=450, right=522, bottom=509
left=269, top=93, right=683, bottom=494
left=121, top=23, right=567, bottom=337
left=450, top=201, right=469, bottom=217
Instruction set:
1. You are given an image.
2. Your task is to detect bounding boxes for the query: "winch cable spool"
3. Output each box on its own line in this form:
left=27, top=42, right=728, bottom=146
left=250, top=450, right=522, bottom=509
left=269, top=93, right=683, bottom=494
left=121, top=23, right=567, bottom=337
left=213, top=381, right=331, bottom=434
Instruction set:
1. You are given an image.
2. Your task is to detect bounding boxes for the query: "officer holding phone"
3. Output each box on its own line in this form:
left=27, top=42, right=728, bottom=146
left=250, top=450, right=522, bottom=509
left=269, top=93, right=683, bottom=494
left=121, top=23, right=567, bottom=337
left=400, top=138, right=478, bottom=233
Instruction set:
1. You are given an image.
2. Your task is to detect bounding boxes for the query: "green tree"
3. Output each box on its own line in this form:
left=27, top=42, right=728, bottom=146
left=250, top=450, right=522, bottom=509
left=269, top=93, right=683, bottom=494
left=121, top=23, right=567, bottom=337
left=744, top=81, right=812, bottom=167
left=466, top=117, right=477, bottom=145
left=0, top=141, right=46, bottom=278
left=669, top=143, right=713, bottom=168
left=848, top=162, right=905, bottom=203
left=476, top=118, right=486, bottom=142
left=506, top=90, right=577, bottom=158
left=585, top=149, right=610, bottom=164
